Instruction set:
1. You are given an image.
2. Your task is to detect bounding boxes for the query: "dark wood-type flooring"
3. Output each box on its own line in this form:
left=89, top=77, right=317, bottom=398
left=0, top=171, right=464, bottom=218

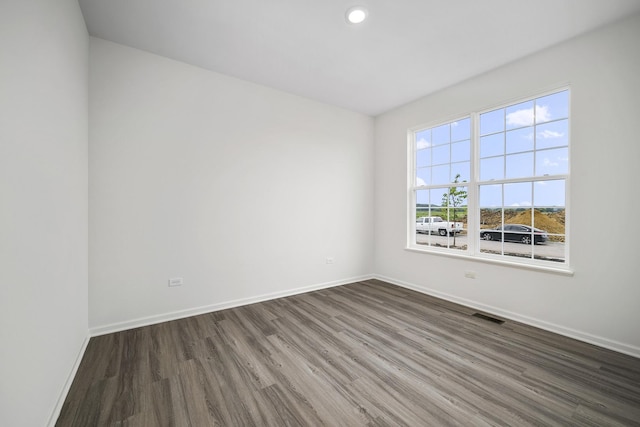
left=57, top=280, right=640, bottom=426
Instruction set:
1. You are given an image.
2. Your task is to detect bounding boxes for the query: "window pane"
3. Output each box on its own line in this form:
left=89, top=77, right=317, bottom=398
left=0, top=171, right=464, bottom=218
left=480, top=156, right=504, bottom=181
left=416, top=148, right=431, bottom=168
left=480, top=109, right=504, bottom=136
left=502, top=208, right=534, bottom=259
left=415, top=189, right=431, bottom=247
left=441, top=185, right=468, bottom=250
left=478, top=187, right=501, bottom=254
left=506, top=152, right=534, bottom=179
left=506, top=100, right=535, bottom=129
left=432, top=144, right=450, bottom=165
left=416, top=188, right=444, bottom=248
left=442, top=185, right=468, bottom=217
left=532, top=209, right=565, bottom=237
left=534, top=180, right=565, bottom=207
left=480, top=184, right=502, bottom=208
left=506, top=126, right=534, bottom=154
left=479, top=232, right=499, bottom=254
left=504, top=182, right=531, bottom=207
left=537, top=208, right=565, bottom=240
left=416, top=167, right=430, bottom=186
left=432, top=123, right=450, bottom=146
left=536, top=120, right=568, bottom=150
left=479, top=206, right=508, bottom=256
left=442, top=194, right=468, bottom=222
left=432, top=164, right=450, bottom=185
left=429, top=188, right=446, bottom=216
left=505, top=208, right=533, bottom=228
left=452, top=118, right=471, bottom=142
left=451, top=140, right=470, bottom=162
left=533, top=241, right=564, bottom=262
left=509, top=239, right=534, bottom=258
left=480, top=133, right=504, bottom=158
left=416, top=130, right=431, bottom=149
left=536, top=90, right=569, bottom=123
left=480, top=208, right=501, bottom=230
left=451, top=162, right=470, bottom=183
left=532, top=207, right=565, bottom=262
left=416, top=189, right=429, bottom=208
left=535, top=147, right=568, bottom=176
left=551, top=212, right=565, bottom=240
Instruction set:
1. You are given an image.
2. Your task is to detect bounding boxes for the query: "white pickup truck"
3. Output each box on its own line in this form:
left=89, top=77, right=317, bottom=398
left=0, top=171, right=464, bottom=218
left=416, top=216, right=464, bottom=236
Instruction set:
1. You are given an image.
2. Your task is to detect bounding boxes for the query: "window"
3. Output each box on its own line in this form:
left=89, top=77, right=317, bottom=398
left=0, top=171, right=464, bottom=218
left=409, top=89, right=569, bottom=268
left=414, top=118, right=471, bottom=251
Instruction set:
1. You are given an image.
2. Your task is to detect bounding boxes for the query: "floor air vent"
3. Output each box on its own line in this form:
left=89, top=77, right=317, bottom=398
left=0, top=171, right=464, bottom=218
left=472, top=313, right=505, bottom=324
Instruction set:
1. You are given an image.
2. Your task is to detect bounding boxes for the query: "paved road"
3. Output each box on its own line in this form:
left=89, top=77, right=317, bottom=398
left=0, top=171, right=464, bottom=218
left=415, top=232, right=565, bottom=262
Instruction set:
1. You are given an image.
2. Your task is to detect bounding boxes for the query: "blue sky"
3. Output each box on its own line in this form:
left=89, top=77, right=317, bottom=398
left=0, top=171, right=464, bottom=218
left=416, top=90, right=569, bottom=209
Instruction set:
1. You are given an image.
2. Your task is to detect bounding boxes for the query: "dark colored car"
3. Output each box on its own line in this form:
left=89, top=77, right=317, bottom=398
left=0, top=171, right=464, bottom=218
left=480, top=224, right=548, bottom=244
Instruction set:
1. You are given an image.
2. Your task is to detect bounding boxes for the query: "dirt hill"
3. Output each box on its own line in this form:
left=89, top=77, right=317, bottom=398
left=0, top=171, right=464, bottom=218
left=480, top=209, right=565, bottom=241
left=510, top=210, right=564, bottom=234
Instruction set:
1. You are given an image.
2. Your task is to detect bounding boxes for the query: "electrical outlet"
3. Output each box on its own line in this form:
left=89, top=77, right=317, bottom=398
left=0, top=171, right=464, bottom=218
left=168, top=277, right=183, bottom=287
left=326, top=257, right=335, bottom=265
left=464, top=271, right=476, bottom=279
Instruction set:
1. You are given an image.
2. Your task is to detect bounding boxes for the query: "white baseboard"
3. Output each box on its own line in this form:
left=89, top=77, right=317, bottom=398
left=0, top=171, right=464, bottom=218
left=47, top=334, right=90, bottom=427
left=374, top=274, right=640, bottom=360
left=90, top=274, right=374, bottom=337
left=88, top=272, right=640, bottom=359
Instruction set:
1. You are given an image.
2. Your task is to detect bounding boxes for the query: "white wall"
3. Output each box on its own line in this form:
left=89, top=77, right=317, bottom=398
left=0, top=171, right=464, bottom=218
left=0, top=7, right=636, bottom=425
left=89, top=38, right=374, bottom=331
left=0, top=1, right=89, bottom=426
left=374, top=13, right=640, bottom=357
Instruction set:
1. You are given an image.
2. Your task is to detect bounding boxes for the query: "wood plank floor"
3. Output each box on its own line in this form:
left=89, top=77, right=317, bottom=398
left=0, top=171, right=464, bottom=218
left=56, top=280, right=640, bottom=426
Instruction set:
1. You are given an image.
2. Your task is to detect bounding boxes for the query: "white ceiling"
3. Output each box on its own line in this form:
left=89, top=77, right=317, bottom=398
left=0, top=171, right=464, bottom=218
left=78, top=0, right=640, bottom=116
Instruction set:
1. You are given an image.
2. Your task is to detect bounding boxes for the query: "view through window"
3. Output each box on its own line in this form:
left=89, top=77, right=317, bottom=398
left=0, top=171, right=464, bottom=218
left=410, top=89, right=569, bottom=266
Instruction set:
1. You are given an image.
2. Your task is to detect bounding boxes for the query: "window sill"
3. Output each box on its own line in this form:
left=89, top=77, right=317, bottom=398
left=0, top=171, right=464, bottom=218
left=405, top=245, right=574, bottom=276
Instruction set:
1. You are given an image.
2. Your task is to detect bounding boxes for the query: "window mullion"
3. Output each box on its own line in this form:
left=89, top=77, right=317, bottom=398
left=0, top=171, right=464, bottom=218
left=467, top=112, right=480, bottom=255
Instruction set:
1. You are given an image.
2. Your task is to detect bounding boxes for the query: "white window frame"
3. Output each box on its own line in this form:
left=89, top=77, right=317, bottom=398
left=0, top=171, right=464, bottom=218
left=407, top=88, right=572, bottom=274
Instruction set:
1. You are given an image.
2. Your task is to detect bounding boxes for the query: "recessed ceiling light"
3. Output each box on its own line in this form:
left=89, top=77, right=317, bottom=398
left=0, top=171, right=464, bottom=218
left=346, top=6, right=368, bottom=24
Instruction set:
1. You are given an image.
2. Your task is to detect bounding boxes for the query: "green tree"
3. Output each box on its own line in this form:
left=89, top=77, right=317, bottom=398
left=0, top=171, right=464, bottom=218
left=442, top=174, right=468, bottom=247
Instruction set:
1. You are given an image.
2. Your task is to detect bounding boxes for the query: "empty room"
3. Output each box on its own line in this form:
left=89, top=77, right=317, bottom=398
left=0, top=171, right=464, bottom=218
left=2, top=0, right=640, bottom=426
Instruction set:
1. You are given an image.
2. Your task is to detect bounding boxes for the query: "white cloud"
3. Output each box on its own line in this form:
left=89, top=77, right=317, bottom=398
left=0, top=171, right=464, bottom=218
left=543, top=158, right=559, bottom=167
left=416, top=177, right=426, bottom=186
left=506, top=109, right=533, bottom=127
left=506, top=105, right=551, bottom=127
left=535, top=105, right=551, bottom=123
left=416, top=138, right=431, bottom=150
left=510, top=201, right=532, bottom=207
left=538, top=129, right=564, bottom=139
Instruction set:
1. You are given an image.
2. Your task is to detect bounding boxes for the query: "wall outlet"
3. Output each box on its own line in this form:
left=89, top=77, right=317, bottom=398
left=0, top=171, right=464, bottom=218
left=326, top=257, right=335, bottom=265
left=168, top=277, right=183, bottom=287
left=464, top=271, right=476, bottom=279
